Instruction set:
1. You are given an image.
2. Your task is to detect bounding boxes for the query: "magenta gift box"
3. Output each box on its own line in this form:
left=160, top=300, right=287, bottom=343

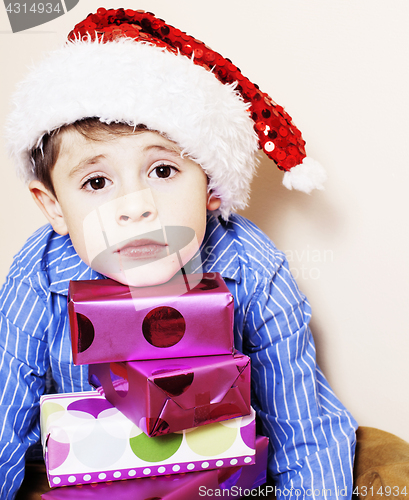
left=218, top=435, right=269, bottom=491
left=68, top=272, right=234, bottom=365
left=40, top=391, right=256, bottom=489
left=89, top=351, right=251, bottom=437
left=41, top=436, right=268, bottom=499
left=41, top=469, right=219, bottom=499
left=41, top=435, right=268, bottom=500
left=41, top=436, right=268, bottom=500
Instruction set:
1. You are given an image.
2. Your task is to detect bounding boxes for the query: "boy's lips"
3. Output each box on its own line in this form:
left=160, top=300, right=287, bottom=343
left=116, top=239, right=168, bottom=259
left=91, top=226, right=196, bottom=272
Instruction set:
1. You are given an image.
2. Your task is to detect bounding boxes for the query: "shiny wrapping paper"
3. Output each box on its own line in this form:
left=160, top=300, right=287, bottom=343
left=68, top=273, right=234, bottom=365
left=41, top=436, right=268, bottom=500
left=40, top=391, right=256, bottom=489
left=89, top=351, right=251, bottom=437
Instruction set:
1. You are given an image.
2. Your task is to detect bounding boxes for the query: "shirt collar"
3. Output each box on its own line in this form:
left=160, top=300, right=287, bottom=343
left=187, top=214, right=243, bottom=283
left=47, top=235, right=104, bottom=296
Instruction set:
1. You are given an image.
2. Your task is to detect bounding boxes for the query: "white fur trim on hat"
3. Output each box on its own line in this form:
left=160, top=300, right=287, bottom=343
left=282, top=157, right=327, bottom=193
left=6, top=38, right=259, bottom=220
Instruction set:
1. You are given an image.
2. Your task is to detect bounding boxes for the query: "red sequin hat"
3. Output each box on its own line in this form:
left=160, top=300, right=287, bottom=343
left=7, top=8, right=326, bottom=219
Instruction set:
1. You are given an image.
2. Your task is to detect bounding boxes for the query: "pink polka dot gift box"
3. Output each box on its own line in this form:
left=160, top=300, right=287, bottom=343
left=40, top=391, right=256, bottom=488
left=68, top=272, right=234, bottom=365
left=89, top=351, right=251, bottom=437
left=40, top=436, right=268, bottom=500
left=41, top=463, right=221, bottom=499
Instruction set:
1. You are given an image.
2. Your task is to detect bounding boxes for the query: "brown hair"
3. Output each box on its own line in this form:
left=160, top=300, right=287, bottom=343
left=30, top=118, right=146, bottom=197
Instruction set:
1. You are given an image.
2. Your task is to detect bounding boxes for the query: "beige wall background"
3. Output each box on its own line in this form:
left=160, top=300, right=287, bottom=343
left=1, top=1, right=408, bottom=441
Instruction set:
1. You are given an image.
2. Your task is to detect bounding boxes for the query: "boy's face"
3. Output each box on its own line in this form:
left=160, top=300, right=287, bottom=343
left=30, top=129, right=220, bottom=287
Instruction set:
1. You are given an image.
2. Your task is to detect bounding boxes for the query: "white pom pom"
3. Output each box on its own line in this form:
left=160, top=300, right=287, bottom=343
left=282, top=157, right=327, bottom=193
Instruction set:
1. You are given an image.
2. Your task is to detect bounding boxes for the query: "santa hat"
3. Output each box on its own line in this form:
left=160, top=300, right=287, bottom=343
left=6, top=8, right=326, bottom=219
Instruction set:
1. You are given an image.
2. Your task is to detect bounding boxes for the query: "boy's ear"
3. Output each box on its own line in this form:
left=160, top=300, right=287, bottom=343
left=206, top=192, right=221, bottom=212
left=29, top=180, right=69, bottom=235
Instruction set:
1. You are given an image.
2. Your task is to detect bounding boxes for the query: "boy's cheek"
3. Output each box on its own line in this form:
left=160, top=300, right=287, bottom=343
left=82, top=209, right=111, bottom=266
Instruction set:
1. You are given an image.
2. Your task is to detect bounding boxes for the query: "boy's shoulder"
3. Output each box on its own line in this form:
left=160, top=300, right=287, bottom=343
left=202, top=213, right=287, bottom=280
left=7, top=225, right=95, bottom=294
left=10, top=224, right=65, bottom=275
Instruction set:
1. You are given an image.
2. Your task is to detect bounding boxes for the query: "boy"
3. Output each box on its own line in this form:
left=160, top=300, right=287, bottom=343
left=0, top=8, right=357, bottom=499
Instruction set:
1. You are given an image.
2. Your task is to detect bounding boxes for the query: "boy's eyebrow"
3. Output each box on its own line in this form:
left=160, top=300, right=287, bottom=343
left=143, top=144, right=182, bottom=157
left=69, top=155, right=106, bottom=178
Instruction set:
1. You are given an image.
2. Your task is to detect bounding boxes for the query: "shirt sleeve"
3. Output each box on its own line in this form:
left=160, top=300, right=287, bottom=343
left=242, top=256, right=357, bottom=499
left=0, top=269, right=50, bottom=500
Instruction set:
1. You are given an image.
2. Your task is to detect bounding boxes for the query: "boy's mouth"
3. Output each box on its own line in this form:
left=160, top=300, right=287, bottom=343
left=116, top=239, right=168, bottom=259
left=91, top=226, right=196, bottom=271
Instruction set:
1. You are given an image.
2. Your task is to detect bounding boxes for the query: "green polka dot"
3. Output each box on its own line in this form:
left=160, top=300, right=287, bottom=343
left=186, top=423, right=237, bottom=456
left=129, top=424, right=142, bottom=439
left=129, top=431, right=183, bottom=462
left=40, top=402, right=65, bottom=429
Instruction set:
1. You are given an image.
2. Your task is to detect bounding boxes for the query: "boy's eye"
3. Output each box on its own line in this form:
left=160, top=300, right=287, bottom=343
left=85, top=177, right=107, bottom=190
left=149, top=164, right=178, bottom=179
left=155, top=166, right=172, bottom=178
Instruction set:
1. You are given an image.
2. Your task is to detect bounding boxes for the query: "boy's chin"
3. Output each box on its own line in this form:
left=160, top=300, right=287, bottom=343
left=97, top=254, right=197, bottom=288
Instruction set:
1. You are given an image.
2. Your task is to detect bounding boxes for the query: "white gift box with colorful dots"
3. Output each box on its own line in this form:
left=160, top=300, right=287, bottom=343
left=40, top=391, right=256, bottom=488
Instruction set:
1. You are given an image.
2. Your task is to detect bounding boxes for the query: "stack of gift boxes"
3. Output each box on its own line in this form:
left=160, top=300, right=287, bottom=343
left=39, top=272, right=268, bottom=498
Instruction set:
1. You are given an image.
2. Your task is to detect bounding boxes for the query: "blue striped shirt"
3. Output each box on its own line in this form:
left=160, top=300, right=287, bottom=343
left=0, top=213, right=357, bottom=499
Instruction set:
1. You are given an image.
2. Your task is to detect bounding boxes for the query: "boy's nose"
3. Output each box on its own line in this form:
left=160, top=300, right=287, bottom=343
left=115, top=189, right=158, bottom=225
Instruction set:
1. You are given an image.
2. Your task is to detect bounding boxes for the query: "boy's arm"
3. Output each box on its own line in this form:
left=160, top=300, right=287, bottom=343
left=243, top=259, right=357, bottom=499
left=0, top=271, right=49, bottom=500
